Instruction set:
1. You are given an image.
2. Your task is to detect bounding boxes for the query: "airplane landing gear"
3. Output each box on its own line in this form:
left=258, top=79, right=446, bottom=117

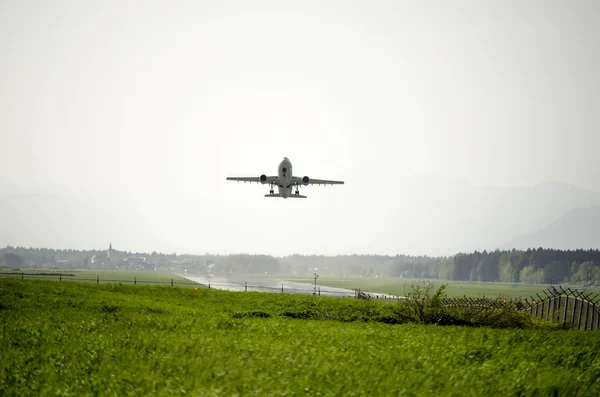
left=269, top=184, right=274, bottom=195
left=294, top=186, right=300, bottom=195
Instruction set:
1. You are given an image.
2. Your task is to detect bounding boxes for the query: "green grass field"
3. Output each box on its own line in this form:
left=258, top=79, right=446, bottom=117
left=4, top=269, right=598, bottom=300
left=1, top=278, right=600, bottom=396
left=0, top=269, right=202, bottom=288
left=284, top=276, right=600, bottom=300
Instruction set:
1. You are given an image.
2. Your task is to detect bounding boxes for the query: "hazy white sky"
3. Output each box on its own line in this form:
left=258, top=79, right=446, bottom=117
left=1, top=1, right=599, bottom=256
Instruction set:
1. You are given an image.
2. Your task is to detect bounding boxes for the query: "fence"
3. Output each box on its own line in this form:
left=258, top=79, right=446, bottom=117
left=356, top=285, right=600, bottom=331
left=0, top=272, right=358, bottom=297
left=193, top=279, right=365, bottom=297
left=0, top=272, right=200, bottom=288
left=522, top=286, right=600, bottom=331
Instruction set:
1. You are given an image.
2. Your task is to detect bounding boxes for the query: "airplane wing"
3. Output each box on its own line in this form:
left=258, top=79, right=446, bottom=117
left=226, top=176, right=278, bottom=184
left=291, top=176, right=344, bottom=186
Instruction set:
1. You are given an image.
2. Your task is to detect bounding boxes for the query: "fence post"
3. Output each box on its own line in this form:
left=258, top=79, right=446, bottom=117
left=245, top=282, right=247, bottom=292
left=577, top=298, right=585, bottom=330
left=561, top=297, right=567, bottom=326
left=22, top=272, right=24, bottom=280
left=134, top=277, right=136, bottom=286
left=97, top=275, right=99, bottom=284
left=208, top=280, right=210, bottom=289
left=281, top=284, right=284, bottom=293
left=571, top=296, right=577, bottom=329
left=171, top=278, right=174, bottom=287
left=318, top=287, right=320, bottom=296
left=59, top=276, right=61, bottom=282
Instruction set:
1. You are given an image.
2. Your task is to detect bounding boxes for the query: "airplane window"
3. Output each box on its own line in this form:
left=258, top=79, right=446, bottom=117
left=282, top=168, right=287, bottom=172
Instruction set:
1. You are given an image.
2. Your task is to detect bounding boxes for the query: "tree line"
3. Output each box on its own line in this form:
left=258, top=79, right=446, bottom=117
left=1, top=246, right=599, bottom=285
left=453, top=248, right=600, bottom=285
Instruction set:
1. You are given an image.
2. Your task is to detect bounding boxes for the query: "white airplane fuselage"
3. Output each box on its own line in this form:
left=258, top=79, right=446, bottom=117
left=226, top=156, right=343, bottom=199
left=277, top=157, right=293, bottom=198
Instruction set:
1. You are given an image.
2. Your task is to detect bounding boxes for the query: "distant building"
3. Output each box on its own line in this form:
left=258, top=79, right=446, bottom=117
left=90, top=242, right=119, bottom=269
left=55, top=259, right=73, bottom=268
left=120, top=256, right=154, bottom=271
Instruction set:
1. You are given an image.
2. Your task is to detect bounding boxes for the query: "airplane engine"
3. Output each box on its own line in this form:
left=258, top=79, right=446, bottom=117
left=302, top=176, right=309, bottom=185
left=260, top=174, right=267, bottom=184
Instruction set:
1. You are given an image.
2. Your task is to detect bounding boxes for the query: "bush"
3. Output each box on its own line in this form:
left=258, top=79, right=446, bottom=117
left=381, top=281, right=562, bottom=329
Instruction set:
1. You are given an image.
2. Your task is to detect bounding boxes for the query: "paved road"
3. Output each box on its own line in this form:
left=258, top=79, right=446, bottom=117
left=180, top=274, right=395, bottom=299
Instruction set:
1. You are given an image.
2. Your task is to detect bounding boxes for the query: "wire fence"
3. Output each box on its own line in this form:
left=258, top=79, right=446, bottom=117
left=355, top=285, right=600, bottom=331
left=0, top=272, right=366, bottom=297
left=0, top=272, right=201, bottom=288
left=522, top=286, right=600, bottom=331
left=197, top=280, right=375, bottom=297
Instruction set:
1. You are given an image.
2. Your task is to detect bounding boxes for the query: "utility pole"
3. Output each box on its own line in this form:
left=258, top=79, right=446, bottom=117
left=313, top=273, right=319, bottom=295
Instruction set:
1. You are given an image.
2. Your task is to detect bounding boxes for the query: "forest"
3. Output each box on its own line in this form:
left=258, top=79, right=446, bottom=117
left=453, top=248, right=600, bottom=284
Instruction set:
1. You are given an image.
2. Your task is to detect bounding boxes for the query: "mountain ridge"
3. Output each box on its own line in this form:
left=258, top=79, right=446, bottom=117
left=501, top=206, right=600, bottom=251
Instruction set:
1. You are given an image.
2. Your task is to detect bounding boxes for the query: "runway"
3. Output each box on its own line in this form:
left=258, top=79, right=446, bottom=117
left=179, top=274, right=396, bottom=299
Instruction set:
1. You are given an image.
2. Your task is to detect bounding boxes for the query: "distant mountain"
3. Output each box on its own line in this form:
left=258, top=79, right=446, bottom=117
left=502, top=206, right=600, bottom=251
left=386, top=176, right=600, bottom=255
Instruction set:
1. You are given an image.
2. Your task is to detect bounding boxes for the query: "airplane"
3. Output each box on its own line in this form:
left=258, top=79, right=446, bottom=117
left=226, top=157, right=344, bottom=199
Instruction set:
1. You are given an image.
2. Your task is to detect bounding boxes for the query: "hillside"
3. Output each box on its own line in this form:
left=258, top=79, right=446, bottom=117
left=386, top=175, right=600, bottom=254
left=502, top=206, right=600, bottom=250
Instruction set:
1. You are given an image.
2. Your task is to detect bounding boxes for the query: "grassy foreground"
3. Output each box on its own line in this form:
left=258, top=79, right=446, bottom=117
left=1, top=279, right=600, bottom=396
